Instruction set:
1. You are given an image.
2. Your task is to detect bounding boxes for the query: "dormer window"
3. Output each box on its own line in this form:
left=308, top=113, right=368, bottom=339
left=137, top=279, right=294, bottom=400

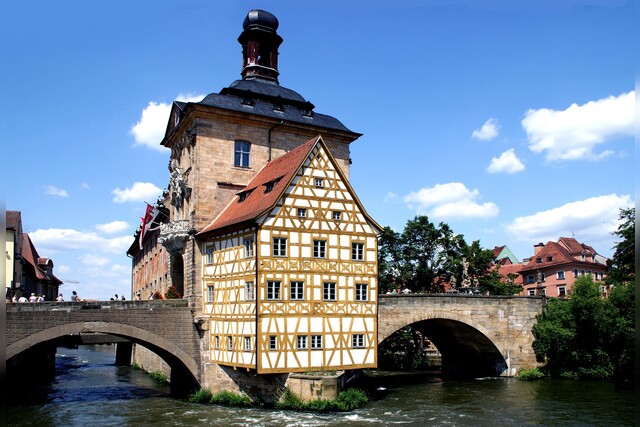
left=265, top=182, right=274, bottom=193
left=547, top=256, right=553, bottom=262
left=238, top=191, right=249, bottom=202
left=536, top=257, right=542, bottom=263
left=264, top=178, right=279, bottom=193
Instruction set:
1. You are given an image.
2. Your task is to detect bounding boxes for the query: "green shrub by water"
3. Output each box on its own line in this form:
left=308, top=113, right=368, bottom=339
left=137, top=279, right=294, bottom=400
left=189, top=388, right=213, bottom=403
left=516, top=367, right=545, bottom=381
left=210, top=390, right=253, bottom=407
left=149, top=370, right=169, bottom=384
left=275, top=387, right=368, bottom=412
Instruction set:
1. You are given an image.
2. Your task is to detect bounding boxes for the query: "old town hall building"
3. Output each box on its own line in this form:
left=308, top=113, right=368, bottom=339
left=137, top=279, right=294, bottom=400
left=129, top=10, right=381, bottom=391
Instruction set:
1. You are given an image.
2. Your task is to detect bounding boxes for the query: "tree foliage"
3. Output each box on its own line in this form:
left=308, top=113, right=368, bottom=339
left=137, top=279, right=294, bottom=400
left=532, top=275, right=635, bottom=381
left=378, top=215, right=520, bottom=295
left=607, top=207, right=635, bottom=286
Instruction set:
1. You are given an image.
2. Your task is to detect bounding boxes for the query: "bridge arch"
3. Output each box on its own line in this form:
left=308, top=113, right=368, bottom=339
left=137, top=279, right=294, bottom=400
left=7, top=321, right=200, bottom=394
left=377, top=295, right=544, bottom=377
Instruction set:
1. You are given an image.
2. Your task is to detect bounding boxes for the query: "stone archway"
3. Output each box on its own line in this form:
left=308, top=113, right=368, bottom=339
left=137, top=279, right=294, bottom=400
left=170, top=253, right=185, bottom=296
left=7, top=321, right=200, bottom=396
left=379, top=317, right=508, bottom=378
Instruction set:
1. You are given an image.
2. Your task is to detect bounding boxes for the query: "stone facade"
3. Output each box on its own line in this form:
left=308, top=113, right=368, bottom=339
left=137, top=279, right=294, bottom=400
left=378, top=294, right=544, bottom=377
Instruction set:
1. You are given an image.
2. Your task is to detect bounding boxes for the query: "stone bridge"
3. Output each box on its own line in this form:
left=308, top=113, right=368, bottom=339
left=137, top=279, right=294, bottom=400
left=6, top=295, right=545, bottom=395
left=378, top=294, right=545, bottom=377
left=6, top=299, right=202, bottom=395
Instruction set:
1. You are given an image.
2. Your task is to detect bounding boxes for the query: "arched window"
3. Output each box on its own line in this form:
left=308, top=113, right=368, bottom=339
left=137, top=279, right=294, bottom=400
left=234, top=140, right=251, bottom=168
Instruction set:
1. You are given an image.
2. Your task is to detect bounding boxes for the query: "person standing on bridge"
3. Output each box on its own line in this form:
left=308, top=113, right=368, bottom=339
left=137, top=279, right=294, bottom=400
left=57, top=294, right=64, bottom=301
left=71, top=291, right=80, bottom=302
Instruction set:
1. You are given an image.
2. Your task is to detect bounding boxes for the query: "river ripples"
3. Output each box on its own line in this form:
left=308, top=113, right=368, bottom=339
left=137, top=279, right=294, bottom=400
left=6, top=346, right=635, bottom=427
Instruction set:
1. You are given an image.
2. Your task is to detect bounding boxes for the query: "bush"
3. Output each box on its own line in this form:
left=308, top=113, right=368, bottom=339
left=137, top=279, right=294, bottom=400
left=275, top=387, right=368, bottom=412
left=210, top=390, right=253, bottom=407
left=165, top=285, right=182, bottom=299
left=516, top=367, right=545, bottom=381
left=189, top=388, right=213, bottom=403
left=149, top=370, right=169, bottom=384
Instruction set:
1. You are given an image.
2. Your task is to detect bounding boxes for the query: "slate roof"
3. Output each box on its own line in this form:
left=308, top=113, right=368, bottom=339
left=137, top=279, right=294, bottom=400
left=197, top=136, right=319, bottom=236
left=195, top=78, right=359, bottom=135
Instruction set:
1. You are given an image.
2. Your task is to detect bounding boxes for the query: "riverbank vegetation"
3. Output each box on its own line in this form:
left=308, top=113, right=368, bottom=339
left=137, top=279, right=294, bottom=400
left=188, top=387, right=369, bottom=412
left=532, top=208, right=635, bottom=382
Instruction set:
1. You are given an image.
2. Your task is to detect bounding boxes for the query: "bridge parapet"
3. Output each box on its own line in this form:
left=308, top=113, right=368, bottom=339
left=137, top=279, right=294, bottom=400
left=6, top=299, right=189, bottom=313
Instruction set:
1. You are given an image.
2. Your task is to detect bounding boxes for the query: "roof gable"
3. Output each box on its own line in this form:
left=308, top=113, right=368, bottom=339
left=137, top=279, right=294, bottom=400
left=197, top=135, right=381, bottom=237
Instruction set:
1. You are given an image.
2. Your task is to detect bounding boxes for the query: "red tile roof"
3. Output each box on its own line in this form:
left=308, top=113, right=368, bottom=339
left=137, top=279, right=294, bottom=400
left=21, top=233, right=63, bottom=284
left=197, top=136, right=321, bottom=236
left=492, top=245, right=505, bottom=258
left=6, top=210, right=21, bottom=230
left=519, top=238, right=605, bottom=274
left=497, top=263, right=524, bottom=285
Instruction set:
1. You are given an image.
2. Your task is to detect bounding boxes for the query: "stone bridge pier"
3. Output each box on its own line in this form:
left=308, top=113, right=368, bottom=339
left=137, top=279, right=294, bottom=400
left=378, top=294, right=544, bottom=377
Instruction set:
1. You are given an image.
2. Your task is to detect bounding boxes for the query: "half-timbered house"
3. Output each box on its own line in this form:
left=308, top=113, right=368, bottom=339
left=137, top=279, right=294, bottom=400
left=197, top=136, right=381, bottom=373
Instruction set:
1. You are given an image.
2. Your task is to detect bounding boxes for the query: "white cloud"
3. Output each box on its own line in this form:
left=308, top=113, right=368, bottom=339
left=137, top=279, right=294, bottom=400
left=383, top=192, right=400, bottom=203
left=80, top=254, right=111, bottom=267
left=505, top=194, right=633, bottom=252
left=45, top=185, right=69, bottom=197
left=81, top=182, right=90, bottom=190
left=487, top=148, right=525, bottom=174
left=96, top=220, right=130, bottom=234
left=522, top=91, right=634, bottom=162
left=112, top=182, right=162, bottom=204
left=472, top=118, right=500, bottom=141
left=130, top=94, right=205, bottom=151
left=403, top=182, right=499, bottom=220
left=56, top=265, right=71, bottom=274
left=29, top=228, right=132, bottom=255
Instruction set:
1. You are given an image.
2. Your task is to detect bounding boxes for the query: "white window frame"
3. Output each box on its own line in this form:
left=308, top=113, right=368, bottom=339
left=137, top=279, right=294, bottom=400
left=244, top=337, right=251, bottom=352
left=244, top=238, right=254, bottom=258
left=227, top=336, right=233, bottom=351
left=245, top=281, right=254, bottom=301
left=267, top=281, right=281, bottom=300
left=556, top=270, right=565, bottom=280
left=234, top=140, right=251, bottom=168
left=297, top=208, right=307, bottom=218
left=332, top=211, right=341, bottom=221
left=206, top=247, right=213, bottom=264
left=558, top=286, right=566, bottom=297
left=355, top=283, right=368, bottom=301
left=313, top=240, right=326, bottom=258
left=207, top=285, right=214, bottom=303
left=290, top=281, right=304, bottom=300
left=314, top=178, right=323, bottom=188
left=323, top=282, right=336, bottom=301
left=352, top=334, right=365, bottom=348
left=297, top=335, right=307, bottom=350
left=269, top=336, right=277, bottom=351
left=352, top=242, right=364, bottom=261
left=311, top=335, right=323, bottom=350
left=273, top=237, right=287, bottom=257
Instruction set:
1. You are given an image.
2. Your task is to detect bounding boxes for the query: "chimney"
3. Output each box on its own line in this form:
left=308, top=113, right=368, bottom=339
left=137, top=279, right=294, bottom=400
left=533, top=242, right=544, bottom=255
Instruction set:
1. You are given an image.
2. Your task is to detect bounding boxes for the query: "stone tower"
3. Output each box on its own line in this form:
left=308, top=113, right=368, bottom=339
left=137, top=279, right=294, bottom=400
left=156, top=9, right=362, bottom=312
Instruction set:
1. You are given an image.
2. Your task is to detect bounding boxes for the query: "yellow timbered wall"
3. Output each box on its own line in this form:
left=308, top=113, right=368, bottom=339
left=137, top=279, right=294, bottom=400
left=202, top=228, right=257, bottom=369
left=256, top=143, right=378, bottom=373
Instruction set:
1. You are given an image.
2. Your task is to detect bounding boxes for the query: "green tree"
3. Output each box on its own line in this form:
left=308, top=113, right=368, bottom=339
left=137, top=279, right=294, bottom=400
left=532, top=275, right=633, bottom=381
left=377, top=226, right=403, bottom=294
left=607, top=207, right=635, bottom=286
left=400, top=216, right=464, bottom=293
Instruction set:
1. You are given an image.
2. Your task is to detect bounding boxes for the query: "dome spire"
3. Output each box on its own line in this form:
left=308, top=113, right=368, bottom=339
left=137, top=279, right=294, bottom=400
left=238, top=10, right=283, bottom=83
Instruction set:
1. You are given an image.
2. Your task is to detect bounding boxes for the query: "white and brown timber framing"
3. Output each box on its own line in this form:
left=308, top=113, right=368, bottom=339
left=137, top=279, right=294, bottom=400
left=197, top=136, right=382, bottom=373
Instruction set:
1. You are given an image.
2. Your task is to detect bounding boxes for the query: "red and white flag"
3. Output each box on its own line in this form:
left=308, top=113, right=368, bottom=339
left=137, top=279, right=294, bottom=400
left=139, top=203, right=160, bottom=250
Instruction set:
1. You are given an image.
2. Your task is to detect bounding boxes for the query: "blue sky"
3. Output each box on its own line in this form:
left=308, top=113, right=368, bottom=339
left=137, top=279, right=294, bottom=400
left=2, top=1, right=634, bottom=300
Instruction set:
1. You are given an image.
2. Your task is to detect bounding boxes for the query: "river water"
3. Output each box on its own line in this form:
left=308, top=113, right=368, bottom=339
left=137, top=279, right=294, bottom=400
left=6, top=345, right=635, bottom=426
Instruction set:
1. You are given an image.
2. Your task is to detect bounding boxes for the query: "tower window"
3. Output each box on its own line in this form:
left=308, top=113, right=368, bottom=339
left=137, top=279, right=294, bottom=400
left=234, top=140, right=251, bottom=168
